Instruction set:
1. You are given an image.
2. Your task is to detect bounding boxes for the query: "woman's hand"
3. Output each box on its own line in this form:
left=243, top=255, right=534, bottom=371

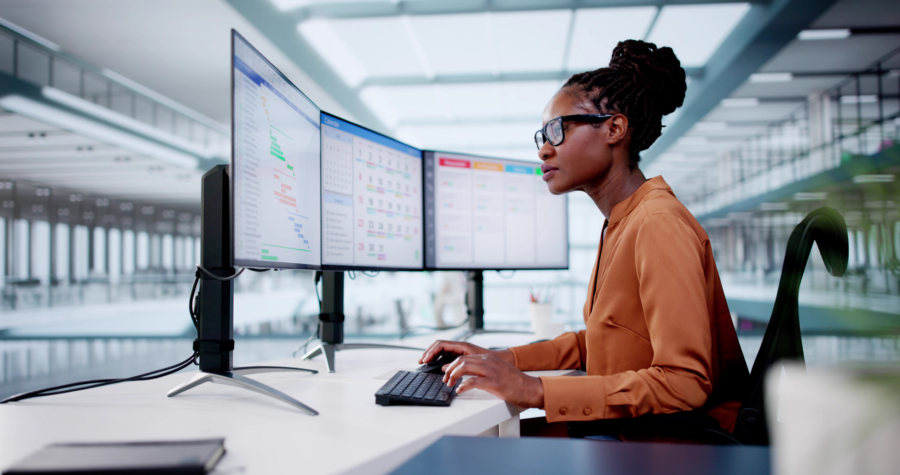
left=418, top=340, right=514, bottom=367
left=442, top=353, right=544, bottom=409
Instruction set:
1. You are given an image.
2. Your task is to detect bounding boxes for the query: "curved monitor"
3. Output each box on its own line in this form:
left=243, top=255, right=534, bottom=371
left=423, top=151, right=569, bottom=270
left=231, top=31, right=322, bottom=270
left=320, top=112, right=424, bottom=271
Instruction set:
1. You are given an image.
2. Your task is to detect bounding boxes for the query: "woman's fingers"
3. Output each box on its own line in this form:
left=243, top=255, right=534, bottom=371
left=456, top=376, right=486, bottom=394
left=419, top=341, right=444, bottom=364
left=421, top=341, right=487, bottom=364
left=443, top=356, right=490, bottom=387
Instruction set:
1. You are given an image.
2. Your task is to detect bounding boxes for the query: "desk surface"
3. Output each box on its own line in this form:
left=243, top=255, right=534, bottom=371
left=0, top=332, right=560, bottom=475
left=391, top=436, right=771, bottom=475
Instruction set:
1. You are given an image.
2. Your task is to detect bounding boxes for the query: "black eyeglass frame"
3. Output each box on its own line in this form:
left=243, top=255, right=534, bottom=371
left=534, top=114, right=615, bottom=149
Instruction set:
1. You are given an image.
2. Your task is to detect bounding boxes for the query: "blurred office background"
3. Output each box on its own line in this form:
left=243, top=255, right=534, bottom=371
left=0, top=0, right=899, bottom=399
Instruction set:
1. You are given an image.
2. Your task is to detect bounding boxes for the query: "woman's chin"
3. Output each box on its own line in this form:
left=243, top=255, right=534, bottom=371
left=544, top=178, right=568, bottom=195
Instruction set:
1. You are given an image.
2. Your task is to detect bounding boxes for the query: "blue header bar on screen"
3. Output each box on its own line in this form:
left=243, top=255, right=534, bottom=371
left=505, top=164, right=536, bottom=174
left=321, top=113, right=420, bottom=158
left=234, top=55, right=319, bottom=129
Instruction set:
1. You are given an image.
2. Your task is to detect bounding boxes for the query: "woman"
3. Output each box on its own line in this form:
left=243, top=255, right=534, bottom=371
left=419, top=40, right=749, bottom=433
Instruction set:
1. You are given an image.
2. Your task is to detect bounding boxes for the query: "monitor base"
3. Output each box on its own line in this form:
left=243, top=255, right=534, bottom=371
left=300, top=342, right=424, bottom=373
left=167, top=366, right=319, bottom=415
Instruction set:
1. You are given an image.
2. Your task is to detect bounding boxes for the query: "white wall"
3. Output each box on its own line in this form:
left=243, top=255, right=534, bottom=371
left=108, top=228, right=121, bottom=283
left=92, top=227, right=106, bottom=276
left=136, top=231, right=149, bottom=270
left=73, top=225, right=89, bottom=281
left=14, top=219, right=29, bottom=279
left=122, top=230, right=135, bottom=275
left=161, top=234, right=173, bottom=271
left=54, top=223, right=69, bottom=281
left=0, top=218, right=5, bottom=288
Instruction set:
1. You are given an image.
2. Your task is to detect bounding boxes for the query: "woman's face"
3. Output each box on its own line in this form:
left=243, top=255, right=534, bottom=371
left=538, top=88, right=618, bottom=195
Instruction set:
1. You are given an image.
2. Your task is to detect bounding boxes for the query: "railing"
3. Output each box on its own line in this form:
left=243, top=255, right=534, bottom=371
left=0, top=20, right=229, bottom=155
left=683, top=46, right=900, bottom=217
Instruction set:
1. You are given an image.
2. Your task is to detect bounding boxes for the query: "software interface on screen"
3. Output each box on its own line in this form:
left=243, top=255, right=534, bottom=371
left=424, top=152, right=568, bottom=270
left=320, top=113, right=423, bottom=269
left=232, top=33, right=322, bottom=268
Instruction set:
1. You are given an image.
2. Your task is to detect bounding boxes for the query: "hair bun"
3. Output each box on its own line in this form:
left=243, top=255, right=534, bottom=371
left=608, top=40, right=686, bottom=116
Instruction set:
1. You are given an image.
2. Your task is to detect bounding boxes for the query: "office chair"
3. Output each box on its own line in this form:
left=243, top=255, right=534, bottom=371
left=567, top=207, right=849, bottom=445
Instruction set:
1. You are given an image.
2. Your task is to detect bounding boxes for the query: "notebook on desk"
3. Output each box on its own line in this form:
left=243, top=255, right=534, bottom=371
left=3, top=438, right=225, bottom=475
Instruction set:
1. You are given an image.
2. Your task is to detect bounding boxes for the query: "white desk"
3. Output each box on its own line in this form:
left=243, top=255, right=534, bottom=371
left=0, top=332, right=570, bottom=474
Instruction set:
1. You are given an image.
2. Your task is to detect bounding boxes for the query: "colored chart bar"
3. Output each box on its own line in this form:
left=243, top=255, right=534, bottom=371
left=261, top=255, right=278, bottom=261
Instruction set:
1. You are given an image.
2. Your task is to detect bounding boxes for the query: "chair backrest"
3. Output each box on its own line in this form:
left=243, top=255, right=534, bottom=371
left=732, top=207, right=848, bottom=445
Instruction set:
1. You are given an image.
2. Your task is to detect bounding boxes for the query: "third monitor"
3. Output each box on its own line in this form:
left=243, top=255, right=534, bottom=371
left=423, top=151, right=569, bottom=271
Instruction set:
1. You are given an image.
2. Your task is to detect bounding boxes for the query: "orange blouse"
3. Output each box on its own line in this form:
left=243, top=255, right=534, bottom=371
left=510, top=176, right=749, bottom=431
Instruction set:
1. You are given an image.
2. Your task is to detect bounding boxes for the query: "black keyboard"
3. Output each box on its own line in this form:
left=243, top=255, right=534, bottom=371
left=375, top=370, right=461, bottom=407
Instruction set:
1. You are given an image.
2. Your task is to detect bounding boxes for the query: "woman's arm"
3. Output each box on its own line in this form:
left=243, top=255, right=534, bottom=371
left=540, top=213, right=715, bottom=422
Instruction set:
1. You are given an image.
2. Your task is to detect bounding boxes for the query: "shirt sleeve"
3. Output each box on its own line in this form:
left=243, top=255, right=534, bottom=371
left=509, top=330, right=587, bottom=371
left=541, top=213, right=714, bottom=422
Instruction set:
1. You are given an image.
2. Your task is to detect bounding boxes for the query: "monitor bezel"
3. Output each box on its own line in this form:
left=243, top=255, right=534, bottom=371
left=231, top=29, right=323, bottom=271
left=319, top=111, right=426, bottom=272
left=422, top=150, right=570, bottom=272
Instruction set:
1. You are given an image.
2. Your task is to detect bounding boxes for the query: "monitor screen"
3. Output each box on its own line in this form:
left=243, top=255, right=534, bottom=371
left=231, top=31, right=322, bottom=269
left=320, top=112, right=424, bottom=270
left=424, top=151, right=568, bottom=270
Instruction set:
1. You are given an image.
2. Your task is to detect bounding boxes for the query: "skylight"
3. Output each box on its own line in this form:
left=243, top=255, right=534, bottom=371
left=492, top=10, right=572, bottom=73
left=361, top=80, right=559, bottom=129
left=272, top=0, right=391, bottom=12
left=409, top=13, right=494, bottom=76
left=566, top=7, right=658, bottom=71
left=647, top=3, right=751, bottom=67
left=298, top=16, right=430, bottom=87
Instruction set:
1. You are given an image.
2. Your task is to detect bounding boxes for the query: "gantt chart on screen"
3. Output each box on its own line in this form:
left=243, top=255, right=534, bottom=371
left=232, top=36, right=321, bottom=268
left=425, top=152, right=568, bottom=269
left=321, top=113, right=423, bottom=269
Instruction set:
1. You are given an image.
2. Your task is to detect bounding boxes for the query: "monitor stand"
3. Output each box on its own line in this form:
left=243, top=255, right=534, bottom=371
left=300, top=271, right=424, bottom=373
left=167, top=165, right=319, bottom=415
left=454, top=270, right=532, bottom=342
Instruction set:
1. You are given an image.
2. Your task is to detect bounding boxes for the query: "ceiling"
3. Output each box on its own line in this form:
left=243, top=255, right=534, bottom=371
left=0, top=0, right=898, bottom=208
left=645, top=0, right=900, bottom=196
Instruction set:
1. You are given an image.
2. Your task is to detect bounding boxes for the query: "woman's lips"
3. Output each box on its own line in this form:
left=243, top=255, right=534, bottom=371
left=541, top=165, right=558, bottom=181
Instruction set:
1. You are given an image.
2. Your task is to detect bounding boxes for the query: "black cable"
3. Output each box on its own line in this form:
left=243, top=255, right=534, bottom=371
left=313, top=271, right=322, bottom=308
left=0, top=264, right=234, bottom=404
left=197, top=265, right=244, bottom=281
left=496, top=270, right=516, bottom=279
left=189, top=271, right=200, bottom=330
left=362, top=270, right=379, bottom=277
left=0, top=353, right=196, bottom=404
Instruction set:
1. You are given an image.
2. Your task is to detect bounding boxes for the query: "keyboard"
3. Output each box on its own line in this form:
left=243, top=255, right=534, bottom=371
left=375, top=370, right=461, bottom=407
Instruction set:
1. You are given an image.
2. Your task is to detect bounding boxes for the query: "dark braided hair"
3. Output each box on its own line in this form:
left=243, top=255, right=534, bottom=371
left=563, top=40, right=686, bottom=170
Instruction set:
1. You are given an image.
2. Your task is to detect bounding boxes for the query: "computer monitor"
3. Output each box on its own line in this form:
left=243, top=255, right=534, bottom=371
left=232, top=31, right=322, bottom=270
left=423, top=151, right=568, bottom=271
left=320, top=112, right=423, bottom=271
left=167, top=31, right=321, bottom=415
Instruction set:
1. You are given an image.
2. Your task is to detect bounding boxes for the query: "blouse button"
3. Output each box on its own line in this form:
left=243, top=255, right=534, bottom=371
left=583, top=408, right=592, bottom=415
left=559, top=407, right=568, bottom=416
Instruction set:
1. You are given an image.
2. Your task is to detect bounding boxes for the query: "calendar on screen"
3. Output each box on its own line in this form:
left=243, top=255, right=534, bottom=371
left=320, top=112, right=423, bottom=270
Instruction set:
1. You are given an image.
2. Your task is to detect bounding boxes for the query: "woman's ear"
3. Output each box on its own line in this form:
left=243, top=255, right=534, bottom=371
left=605, top=114, right=629, bottom=146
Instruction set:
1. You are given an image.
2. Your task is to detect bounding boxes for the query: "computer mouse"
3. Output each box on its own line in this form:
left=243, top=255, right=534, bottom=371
left=416, top=352, right=455, bottom=375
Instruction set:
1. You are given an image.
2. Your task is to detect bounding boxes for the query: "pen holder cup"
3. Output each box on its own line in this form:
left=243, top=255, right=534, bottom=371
left=530, top=303, right=563, bottom=340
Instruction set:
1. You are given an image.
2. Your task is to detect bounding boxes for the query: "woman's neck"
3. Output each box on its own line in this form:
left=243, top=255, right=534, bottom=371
left=584, top=164, right=647, bottom=220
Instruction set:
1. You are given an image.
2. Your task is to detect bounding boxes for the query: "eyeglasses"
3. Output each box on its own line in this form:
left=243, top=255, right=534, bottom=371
left=534, top=114, right=615, bottom=149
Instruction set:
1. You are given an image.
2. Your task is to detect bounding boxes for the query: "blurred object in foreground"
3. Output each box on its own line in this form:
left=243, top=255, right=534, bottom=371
left=768, top=364, right=900, bottom=475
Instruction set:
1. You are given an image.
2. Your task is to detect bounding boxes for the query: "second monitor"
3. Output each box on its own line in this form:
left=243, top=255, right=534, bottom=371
left=321, top=112, right=423, bottom=271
